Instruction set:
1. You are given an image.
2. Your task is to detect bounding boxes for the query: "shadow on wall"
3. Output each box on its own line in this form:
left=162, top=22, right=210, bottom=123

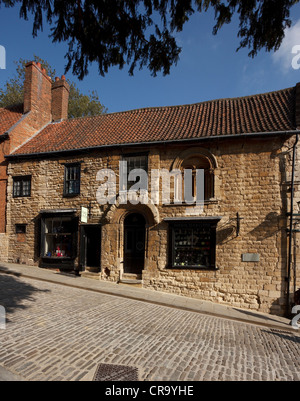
left=248, top=212, right=280, bottom=241
left=216, top=219, right=236, bottom=245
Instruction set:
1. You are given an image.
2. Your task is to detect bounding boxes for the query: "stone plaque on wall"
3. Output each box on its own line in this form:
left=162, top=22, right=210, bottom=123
left=242, top=253, right=260, bottom=262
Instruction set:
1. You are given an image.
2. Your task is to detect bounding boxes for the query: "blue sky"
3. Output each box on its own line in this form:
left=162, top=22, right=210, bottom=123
left=0, top=3, right=300, bottom=113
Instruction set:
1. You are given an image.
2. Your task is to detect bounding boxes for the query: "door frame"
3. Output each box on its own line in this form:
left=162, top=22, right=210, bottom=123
left=123, top=212, right=146, bottom=275
left=80, top=224, right=101, bottom=271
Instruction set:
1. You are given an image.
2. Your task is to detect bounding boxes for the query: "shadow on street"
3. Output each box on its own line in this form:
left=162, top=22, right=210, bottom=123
left=0, top=271, right=50, bottom=323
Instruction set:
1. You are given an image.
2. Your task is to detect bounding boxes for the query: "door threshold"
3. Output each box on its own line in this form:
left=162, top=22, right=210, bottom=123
left=122, top=273, right=142, bottom=280
left=80, top=271, right=101, bottom=280
left=119, top=273, right=143, bottom=286
left=119, top=279, right=143, bottom=287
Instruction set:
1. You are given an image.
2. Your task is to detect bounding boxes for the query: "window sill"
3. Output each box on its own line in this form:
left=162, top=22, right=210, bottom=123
left=63, top=193, right=80, bottom=198
left=42, top=256, right=73, bottom=260
left=162, top=198, right=219, bottom=207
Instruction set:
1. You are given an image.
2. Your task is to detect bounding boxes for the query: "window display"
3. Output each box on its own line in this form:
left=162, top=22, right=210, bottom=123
left=42, top=216, right=75, bottom=258
left=170, top=221, right=216, bottom=269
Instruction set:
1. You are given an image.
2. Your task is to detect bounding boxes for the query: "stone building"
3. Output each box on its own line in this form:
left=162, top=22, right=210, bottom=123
left=1, top=61, right=300, bottom=317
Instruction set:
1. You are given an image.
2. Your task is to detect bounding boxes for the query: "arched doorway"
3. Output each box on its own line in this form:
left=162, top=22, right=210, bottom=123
left=124, top=213, right=146, bottom=274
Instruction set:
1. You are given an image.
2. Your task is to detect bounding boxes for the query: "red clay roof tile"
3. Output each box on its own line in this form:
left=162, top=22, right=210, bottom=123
left=10, top=86, right=297, bottom=156
left=0, top=104, right=23, bottom=136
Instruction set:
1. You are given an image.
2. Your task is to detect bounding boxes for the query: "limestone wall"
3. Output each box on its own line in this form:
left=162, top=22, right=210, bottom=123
left=5, top=135, right=299, bottom=316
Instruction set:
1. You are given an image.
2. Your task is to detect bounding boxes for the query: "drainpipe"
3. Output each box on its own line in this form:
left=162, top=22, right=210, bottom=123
left=287, top=133, right=299, bottom=316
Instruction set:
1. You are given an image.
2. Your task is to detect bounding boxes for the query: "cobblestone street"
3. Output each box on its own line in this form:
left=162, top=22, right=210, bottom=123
left=0, top=273, right=299, bottom=381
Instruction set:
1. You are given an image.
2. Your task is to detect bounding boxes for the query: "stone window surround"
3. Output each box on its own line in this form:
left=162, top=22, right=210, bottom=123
left=169, top=147, right=220, bottom=204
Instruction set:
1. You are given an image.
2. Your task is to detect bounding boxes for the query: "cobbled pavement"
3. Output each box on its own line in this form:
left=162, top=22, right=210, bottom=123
left=0, top=273, right=299, bottom=381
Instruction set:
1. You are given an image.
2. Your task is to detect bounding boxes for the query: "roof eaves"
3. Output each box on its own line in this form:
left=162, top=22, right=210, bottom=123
left=5, top=129, right=300, bottom=160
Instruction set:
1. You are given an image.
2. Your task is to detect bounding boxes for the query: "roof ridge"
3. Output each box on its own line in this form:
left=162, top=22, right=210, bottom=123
left=62, top=86, right=295, bottom=124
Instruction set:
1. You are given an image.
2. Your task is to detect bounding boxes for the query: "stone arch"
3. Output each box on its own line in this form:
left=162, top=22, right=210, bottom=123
left=104, top=194, right=160, bottom=226
left=171, top=147, right=218, bottom=201
left=171, top=147, right=218, bottom=171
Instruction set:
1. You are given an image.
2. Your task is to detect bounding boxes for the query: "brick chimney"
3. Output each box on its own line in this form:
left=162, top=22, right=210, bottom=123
left=51, top=76, right=70, bottom=121
left=296, top=82, right=300, bottom=129
left=23, top=61, right=52, bottom=128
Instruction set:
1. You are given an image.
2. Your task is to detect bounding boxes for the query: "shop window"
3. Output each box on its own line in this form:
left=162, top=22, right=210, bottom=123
left=41, top=215, right=77, bottom=259
left=64, top=164, right=80, bottom=196
left=169, top=220, right=218, bottom=269
left=13, top=176, right=31, bottom=198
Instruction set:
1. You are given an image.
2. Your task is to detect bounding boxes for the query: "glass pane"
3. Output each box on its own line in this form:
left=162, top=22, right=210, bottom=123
left=44, top=234, right=72, bottom=257
left=22, top=180, right=30, bottom=196
left=173, top=223, right=212, bottom=268
left=124, top=155, right=148, bottom=189
left=65, top=165, right=80, bottom=194
left=43, top=216, right=74, bottom=258
left=13, top=181, right=21, bottom=197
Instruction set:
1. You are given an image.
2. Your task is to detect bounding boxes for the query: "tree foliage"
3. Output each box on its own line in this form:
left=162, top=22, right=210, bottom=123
left=0, top=56, right=107, bottom=118
left=0, top=0, right=299, bottom=79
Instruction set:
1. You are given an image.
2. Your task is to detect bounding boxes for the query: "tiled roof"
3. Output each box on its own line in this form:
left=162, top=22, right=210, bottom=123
left=0, top=104, right=23, bottom=137
left=10, top=86, right=297, bottom=156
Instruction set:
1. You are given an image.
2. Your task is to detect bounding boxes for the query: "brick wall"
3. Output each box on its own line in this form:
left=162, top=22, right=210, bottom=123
left=0, top=233, right=8, bottom=262
left=51, top=76, right=70, bottom=122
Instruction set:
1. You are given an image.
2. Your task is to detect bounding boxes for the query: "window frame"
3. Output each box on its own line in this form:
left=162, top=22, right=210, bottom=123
left=121, top=152, right=148, bottom=191
left=168, top=220, right=218, bottom=270
left=40, top=214, right=78, bottom=259
left=181, top=155, right=214, bottom=201
left=63, top=163, right=81, bottom=197
left=13, top=176, right=32, bottom=198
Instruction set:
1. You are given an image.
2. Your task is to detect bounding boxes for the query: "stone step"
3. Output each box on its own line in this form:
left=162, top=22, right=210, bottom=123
left=122, top=273, right=142, bottom=280
left=118, top=279, right=143, bottom=287
left=80, top=271, right=101, bottom=280
left=119, top=273, right=143, bottom=287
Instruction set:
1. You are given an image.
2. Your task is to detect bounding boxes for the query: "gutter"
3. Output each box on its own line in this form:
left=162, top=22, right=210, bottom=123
left=4, top=129, right=300, bottom=160
left=287, top=133, right=299, bottom=317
